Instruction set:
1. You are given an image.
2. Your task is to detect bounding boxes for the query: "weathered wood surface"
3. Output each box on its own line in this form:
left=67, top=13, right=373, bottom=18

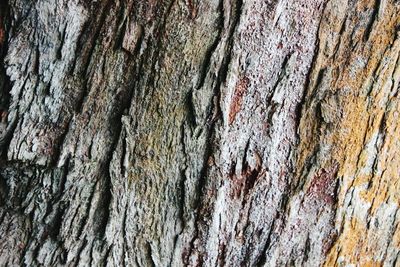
left=0, top=0, right=399, bottom=266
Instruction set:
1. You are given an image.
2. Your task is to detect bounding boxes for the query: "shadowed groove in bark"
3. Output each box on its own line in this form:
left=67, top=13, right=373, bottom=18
left=363, top=0, right=381, bottom=42
left=95, top=60, right=138, bottom=238
left=195, top=0, right=224, bottom=90
left=73, top=0, right=113, bottom=113
left=0, top=0, right=18, bottom=157
left=183, top=0, right=244, bottom=264
left=0, top=0, right=10, bottom=108
left=0, top=0, right=14, bottom=156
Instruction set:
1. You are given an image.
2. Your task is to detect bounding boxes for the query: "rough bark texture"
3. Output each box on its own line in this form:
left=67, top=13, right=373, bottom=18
left=0, top=0, right=399, bottom=266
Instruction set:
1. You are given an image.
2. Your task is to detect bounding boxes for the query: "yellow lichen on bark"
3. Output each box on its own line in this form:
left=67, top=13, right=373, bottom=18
left=297, top=0, right=400, bottom=265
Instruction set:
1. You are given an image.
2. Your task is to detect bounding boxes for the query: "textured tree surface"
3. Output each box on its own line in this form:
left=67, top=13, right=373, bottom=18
left=0, top=0, right=399, bottom=266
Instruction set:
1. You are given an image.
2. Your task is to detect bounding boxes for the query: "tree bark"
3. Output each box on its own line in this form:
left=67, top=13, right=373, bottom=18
left=0, top=0, right=399, bottom=266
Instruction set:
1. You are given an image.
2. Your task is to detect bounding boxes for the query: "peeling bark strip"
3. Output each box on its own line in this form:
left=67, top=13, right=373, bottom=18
left=0, top=0, right=400, bottom=266
left=229, top=75, right=249, bottom=125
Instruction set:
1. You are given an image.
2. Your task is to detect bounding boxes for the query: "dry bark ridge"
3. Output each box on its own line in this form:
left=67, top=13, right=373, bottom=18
left=0, top=0, right=399, bottom=266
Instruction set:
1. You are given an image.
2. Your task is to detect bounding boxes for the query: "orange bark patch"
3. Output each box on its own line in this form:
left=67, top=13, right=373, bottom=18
left=228, top=76, right=250, bottom=125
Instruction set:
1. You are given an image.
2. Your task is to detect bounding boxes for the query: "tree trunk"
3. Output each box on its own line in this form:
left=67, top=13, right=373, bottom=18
left=0, top=0, right=399, bottom=266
